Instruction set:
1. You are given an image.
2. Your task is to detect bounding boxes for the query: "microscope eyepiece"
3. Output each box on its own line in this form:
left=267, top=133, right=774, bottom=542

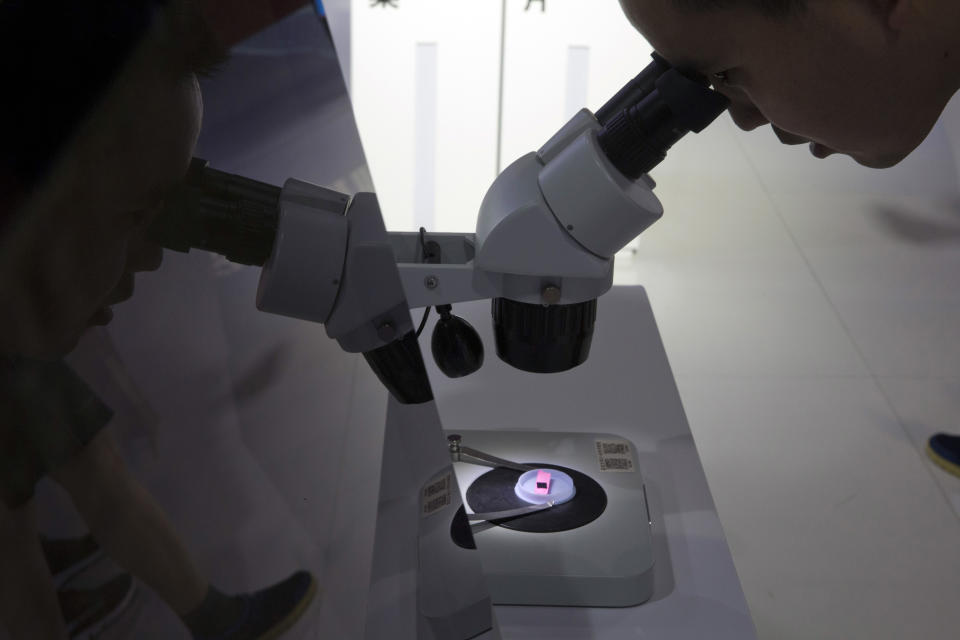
left=146, top=158, right=281, bottom=267
left=597, top=62, right=729, bottom=180
left=595, top=52, right=671, bottom=126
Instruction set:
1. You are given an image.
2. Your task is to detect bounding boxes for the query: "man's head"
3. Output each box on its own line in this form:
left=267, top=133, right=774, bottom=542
left=674, top=0, right=803, bottom=15
left=619, top=0, right=960, bottom=167
left=0, top=0, right=226, bottom=358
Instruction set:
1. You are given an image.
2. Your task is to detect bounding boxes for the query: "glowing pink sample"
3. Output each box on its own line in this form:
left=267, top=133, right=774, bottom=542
left=534, top=470, right=552, bottom=495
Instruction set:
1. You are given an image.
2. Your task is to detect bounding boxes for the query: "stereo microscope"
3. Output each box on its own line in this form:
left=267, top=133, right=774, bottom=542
left=148, top=53, right=728, bottom=639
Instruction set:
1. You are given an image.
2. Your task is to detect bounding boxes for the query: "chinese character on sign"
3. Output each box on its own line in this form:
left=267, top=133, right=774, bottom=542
left=371, top=0, right=398, bottom=7
left=525, top=0, right=545, bottom=12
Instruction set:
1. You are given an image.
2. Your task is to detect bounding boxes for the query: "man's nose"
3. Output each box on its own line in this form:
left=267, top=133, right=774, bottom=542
left=727, top=101, right=769, bottom=131
left=771, top=126, right=809, bottom=146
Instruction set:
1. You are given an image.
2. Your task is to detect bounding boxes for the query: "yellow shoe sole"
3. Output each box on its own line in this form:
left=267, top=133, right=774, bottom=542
left=257, top=576, right=320, bottom=640
left=926, top=443, right=960, bottom=479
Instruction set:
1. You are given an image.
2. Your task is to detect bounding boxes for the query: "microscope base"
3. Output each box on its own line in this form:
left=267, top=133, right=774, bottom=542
left=448, top=430, right=655, bottom=607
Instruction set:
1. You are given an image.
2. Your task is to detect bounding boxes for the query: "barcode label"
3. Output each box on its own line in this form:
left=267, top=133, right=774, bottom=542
left=600, top=457, right=633, bottom=471
left=421, top=473, right=452, bottom=517
left=424, top=475, right=449, bottom=498
left=596, top=439, right=634, bottom=472
left=600, top=442, right=630, bottom=455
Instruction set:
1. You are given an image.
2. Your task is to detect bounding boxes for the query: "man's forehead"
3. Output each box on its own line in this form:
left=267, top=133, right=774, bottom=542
left=619, top=0, right=751, bottom=70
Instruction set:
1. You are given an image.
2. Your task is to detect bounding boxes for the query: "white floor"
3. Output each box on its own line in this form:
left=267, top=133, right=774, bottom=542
left=614, top=112, right=960, bottom=640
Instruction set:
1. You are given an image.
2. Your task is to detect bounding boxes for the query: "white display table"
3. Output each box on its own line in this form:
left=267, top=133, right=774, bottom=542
left=422, top=286, right=757, bottom=639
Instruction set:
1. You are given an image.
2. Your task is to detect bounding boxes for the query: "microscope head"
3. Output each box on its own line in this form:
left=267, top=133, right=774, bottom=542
left=478, top=53, right=729, bottom=374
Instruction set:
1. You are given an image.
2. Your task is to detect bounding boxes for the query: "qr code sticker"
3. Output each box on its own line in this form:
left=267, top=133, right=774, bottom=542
left=421, top=473, right=452, bottom=517
left=596, top=440, right=635, bottom=472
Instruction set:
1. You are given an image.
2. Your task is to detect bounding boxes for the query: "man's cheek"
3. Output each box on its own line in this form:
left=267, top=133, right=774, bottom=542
left=60, top=232, right=131, bottom=312
left=125, top=236, right=164, bottom=273
left=96, top=240, right=133, bottom=304
left=103, top=272, right=136, bottom=306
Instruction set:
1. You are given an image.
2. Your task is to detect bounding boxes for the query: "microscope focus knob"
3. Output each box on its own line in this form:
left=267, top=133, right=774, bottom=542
left=431, top=306, right=485, bottom=378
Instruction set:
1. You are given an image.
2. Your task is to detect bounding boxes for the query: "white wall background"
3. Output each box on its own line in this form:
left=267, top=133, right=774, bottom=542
left=350, top=0, right=502, bottom=232
left=349, top=0, right=960, bottom=231
left=350, top=0, right=652, bottom=232
left=498, top=0, right=652, bottom=167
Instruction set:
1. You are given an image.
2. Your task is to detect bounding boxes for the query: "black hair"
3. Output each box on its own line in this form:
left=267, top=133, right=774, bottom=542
left=673, top=0, right=806, bottom=16
left=0, top=0, right=227, bottom=201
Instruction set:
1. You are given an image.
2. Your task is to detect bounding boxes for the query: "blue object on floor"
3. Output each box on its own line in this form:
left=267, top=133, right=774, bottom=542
left=927, top=433, right=960, bottom=478
left=194, top=571, right=318, bottom=640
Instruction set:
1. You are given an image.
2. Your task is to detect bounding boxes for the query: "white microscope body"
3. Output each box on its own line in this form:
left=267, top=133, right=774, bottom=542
left=148, top=54, right=729, bottom=640
left=253, top=110, right=665, bottom=640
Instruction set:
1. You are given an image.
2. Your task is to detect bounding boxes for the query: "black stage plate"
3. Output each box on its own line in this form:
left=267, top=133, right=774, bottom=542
left=465, top=463, right=606, bottom=533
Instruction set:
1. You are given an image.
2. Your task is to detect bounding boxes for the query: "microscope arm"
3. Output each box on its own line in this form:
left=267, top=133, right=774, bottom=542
left=389, top=108, right=662, bottom=311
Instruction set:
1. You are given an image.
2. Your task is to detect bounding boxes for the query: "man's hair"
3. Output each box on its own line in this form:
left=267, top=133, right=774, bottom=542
left=0, top=0, right=227, bottom=200
left=673, top=0, right=806, bottom=16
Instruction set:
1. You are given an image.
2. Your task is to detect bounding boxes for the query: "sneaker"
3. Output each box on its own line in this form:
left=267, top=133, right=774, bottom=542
left=194, top=571, right=318, bottom=640
left=927, top=433, right=960, bottom=478
left=58, top=573, right=137, bottom=639
left=41, top=534, right=104, bottom=588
